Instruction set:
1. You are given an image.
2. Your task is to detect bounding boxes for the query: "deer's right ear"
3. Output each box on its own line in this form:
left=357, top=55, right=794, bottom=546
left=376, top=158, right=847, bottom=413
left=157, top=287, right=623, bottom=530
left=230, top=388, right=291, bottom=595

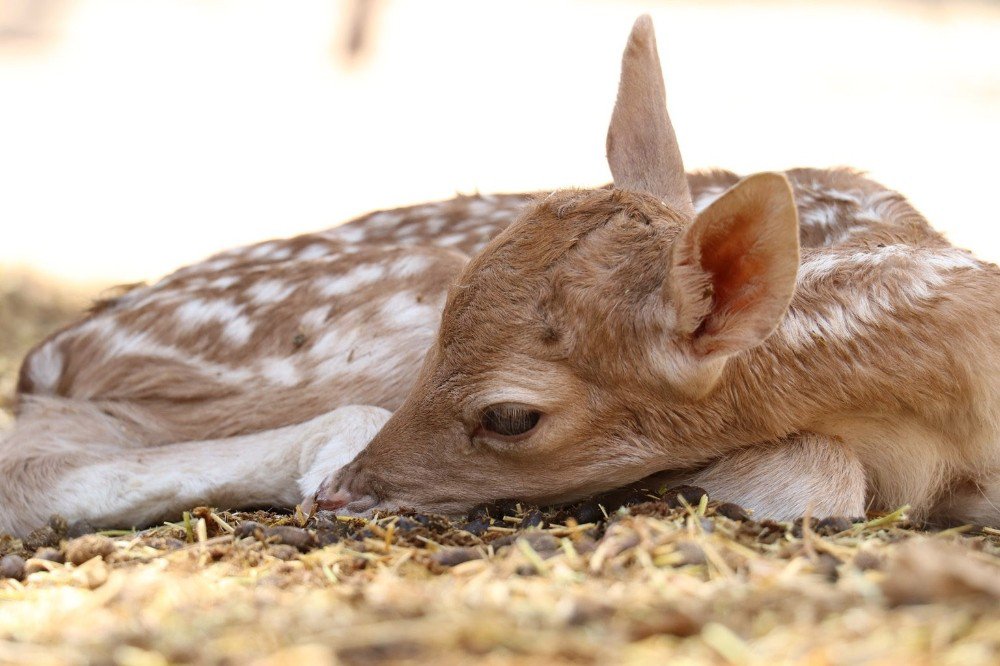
left=606, top=15, right=693, bottom=217
left=667, top=172, right=800, bottom=362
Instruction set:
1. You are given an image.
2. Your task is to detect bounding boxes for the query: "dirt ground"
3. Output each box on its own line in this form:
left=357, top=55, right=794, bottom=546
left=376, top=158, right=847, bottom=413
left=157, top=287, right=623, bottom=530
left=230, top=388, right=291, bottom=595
left=1, top=271, right=999, bottom=665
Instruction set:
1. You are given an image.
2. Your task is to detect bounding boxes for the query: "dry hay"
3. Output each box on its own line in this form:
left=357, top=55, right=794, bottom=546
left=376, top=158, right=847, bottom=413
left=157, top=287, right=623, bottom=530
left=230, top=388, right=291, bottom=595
left=1, top=270, right=999, bottom=665
left=1, top=495, right=999, bottom=665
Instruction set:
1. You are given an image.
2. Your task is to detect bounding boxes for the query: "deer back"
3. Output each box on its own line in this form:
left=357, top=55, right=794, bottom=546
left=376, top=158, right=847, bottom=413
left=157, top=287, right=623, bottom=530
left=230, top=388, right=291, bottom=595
left=16, top=168, right=943, bottom=443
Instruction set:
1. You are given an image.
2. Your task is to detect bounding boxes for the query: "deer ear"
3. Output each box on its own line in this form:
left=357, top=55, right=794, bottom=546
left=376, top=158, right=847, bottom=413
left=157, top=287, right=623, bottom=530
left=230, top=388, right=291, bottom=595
left=606, top=15, right=693, bottom=217
left=668, top=173, right=799, bottom=359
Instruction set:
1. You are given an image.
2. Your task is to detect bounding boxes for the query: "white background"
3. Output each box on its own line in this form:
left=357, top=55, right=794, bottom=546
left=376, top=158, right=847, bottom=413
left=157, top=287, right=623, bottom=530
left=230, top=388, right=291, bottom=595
left=1, top=0, right=998, bottom=284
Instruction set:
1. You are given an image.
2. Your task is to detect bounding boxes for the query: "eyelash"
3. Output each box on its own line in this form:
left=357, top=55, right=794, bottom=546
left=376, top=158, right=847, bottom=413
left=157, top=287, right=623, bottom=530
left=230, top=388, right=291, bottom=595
left=476, top=403, right=542, bottom=440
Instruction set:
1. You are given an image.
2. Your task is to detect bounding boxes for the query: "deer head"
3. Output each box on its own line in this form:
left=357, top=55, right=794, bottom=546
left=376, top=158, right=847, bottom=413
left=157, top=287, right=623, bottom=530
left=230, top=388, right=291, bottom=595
left=318, top=15, right=800, bottom=515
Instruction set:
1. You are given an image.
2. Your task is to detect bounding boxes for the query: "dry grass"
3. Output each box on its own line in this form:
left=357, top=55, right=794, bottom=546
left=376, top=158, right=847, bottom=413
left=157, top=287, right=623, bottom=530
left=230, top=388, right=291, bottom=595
left=1, top=504, right=998, bottom=665
left=1, top=270, right=999, bottom=665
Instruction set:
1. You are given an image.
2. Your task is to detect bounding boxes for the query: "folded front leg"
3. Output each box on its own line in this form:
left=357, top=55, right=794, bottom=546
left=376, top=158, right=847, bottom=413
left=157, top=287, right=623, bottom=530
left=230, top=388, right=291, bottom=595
left=677, top=433, right=867, bottom=521
left=1, top=398, right=390, bottom=536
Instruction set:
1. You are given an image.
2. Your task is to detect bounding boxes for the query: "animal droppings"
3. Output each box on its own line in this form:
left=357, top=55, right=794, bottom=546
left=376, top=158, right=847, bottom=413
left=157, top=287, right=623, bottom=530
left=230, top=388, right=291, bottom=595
left=263, top=526, right=317, bottom=552
left=65, top=535, right=115, bottom=565
left=662, top=486, right=710, bottom=508
left=47, top=515, right=69, bottom=536
left=816, top=516, right=855, bottom=535
left=394, top=516, right=423, bottom=533
left=792, top=517, right=821, bottom=538
left=467, top=499, right=520, bottom=522
left=66, top=519, right=97, bottom=538
left=234, top=520, right=265, bottom=540
left=33, top=547, right=65, bottom=564
left=458, top=519, right=490, bottom=536
left=22, top=525, right=60, bottom=551
left=520, top=509, right=545, bottom=529
left=0, top=554, right=25, bottom=581
left=431, top=547, right=484, bottom=567
left=715, top=503, right=751, bottom=521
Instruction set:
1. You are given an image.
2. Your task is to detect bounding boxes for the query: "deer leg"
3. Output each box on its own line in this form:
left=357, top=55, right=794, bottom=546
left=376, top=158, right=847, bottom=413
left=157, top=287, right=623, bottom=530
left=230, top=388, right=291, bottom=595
left=0, top=398, right=389, bottom=536
left=655, top=433, right=867, bottom=521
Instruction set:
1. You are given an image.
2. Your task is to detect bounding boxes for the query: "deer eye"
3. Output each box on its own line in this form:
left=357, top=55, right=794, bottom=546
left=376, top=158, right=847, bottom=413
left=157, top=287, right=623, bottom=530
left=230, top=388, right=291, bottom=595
left=478, top=403, right=542, bottom=439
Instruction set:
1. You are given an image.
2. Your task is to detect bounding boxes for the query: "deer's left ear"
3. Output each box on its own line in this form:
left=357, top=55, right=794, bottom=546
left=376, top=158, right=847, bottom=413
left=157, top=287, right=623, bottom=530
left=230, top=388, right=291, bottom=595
left=668, top=172, right=800, bottom=359
left=607, top=15, right=693, bottom=217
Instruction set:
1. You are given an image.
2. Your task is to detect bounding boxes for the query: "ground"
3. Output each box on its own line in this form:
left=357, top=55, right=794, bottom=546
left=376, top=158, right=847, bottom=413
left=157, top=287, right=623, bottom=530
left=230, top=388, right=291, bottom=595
left=1, top=271, right=999, bottom=665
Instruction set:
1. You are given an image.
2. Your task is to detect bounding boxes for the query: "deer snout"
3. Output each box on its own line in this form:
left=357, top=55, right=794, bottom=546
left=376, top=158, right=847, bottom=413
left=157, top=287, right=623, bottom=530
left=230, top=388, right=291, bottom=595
left=315, top=490, right=378, bottom=514
left=314, top=461, right=379, bottom=514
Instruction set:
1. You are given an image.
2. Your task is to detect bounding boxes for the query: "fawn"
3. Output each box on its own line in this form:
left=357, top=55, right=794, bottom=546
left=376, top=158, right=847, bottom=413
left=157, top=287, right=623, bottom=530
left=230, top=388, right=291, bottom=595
left=2, top=16, right=998, bottom=537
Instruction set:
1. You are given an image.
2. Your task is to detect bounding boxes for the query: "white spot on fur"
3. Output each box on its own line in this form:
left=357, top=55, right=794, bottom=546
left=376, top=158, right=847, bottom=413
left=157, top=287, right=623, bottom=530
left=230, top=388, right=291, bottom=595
left=799, top=246, right=980, bottom=282
left=201, top=257, right=236, bottom=273
left=207, top=275, right=240, bottom=290
left=222, top=318, right=255, bottom=346
left=796, top=253, right=846, bottom=280
left=390, top=255, right=431, bottom=278
left=379, top=292, right=439, bottom=329
left=317, top=252, right=344, bottom=264
left=76, top=318, right=255, bottom=384
left=309, top=304, right=436, bottom=383
left=181, top=278, right=208, bottom=291
left=242, top=242, right=292, bottom=261
left=422, top=217, right=447, bottom=235
left=799, top=183, right=862, bottom=207
left=467, top=199, right=497, bottom=216
left=853, top=191, right=899, bottom=223
left=437, top=233, right=467, bottom=246
left=785, top=246, right=982, bottom=348
left=366, top=212, right=404, bottom=228
left=316, top=264, right=386, bottom=297
left=301, top=306, right=330, bottom=330
left=247, top=279, right=297, bottom=305
left=28, top=343, right=64, bottom=391
left=259, top=357, right=302, bottom=386
left=174, top=298, right=255, bottom=345
left=297, top=244, right=332, bottom=261
left=799, top=204, right=840, bottom=229
left=247, top=242, right=278, bottom=259
left=331, top=225, right=366, bottom=243
left=824, top=188, right=861, bottom=205
left=392, top=228, right=419, bottom=243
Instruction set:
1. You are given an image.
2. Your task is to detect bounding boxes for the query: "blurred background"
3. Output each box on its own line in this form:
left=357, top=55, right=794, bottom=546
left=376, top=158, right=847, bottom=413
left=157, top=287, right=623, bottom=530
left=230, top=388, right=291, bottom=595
left=0, top=0, right=998, bottom=286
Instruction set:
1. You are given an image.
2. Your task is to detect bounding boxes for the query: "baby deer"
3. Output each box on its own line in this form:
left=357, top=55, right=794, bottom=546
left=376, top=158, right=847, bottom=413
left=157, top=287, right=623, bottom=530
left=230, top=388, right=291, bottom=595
left=316, top=16, right=1000, bottom=526
left=2, top=16, right=997, bottom=537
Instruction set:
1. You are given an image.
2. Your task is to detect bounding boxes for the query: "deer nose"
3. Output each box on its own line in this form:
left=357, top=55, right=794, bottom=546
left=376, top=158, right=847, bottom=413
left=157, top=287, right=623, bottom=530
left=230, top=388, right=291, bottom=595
left=315, top=488, right=354, bottom=511
left=315, top=489, right=378, bottom=514
left=313, top=464, right=378, bottom=514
